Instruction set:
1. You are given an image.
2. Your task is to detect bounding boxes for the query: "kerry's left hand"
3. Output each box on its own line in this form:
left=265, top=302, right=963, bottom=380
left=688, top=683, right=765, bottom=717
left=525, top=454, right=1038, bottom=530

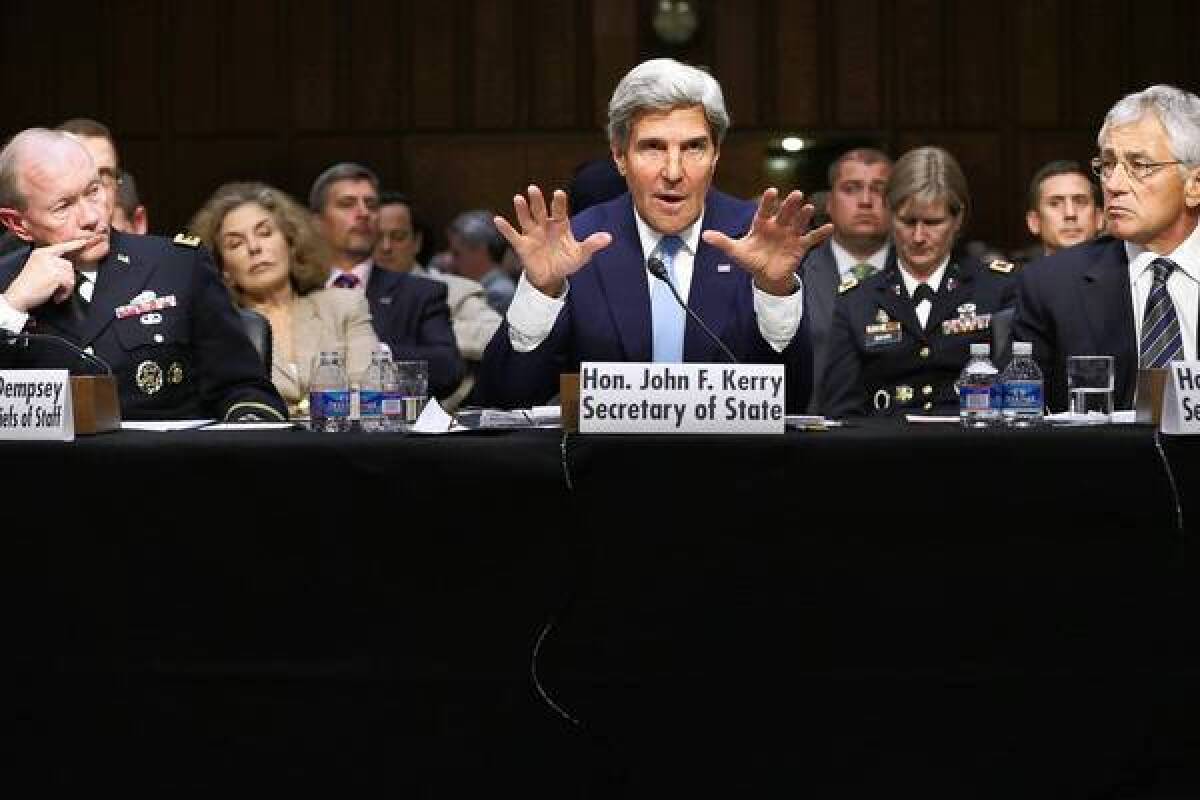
left=702, top=188, right=834, bottom=296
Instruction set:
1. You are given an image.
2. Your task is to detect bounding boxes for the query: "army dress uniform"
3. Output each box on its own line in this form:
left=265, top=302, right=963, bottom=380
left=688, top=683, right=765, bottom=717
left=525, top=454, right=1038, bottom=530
left=821, top=254, right=1018, bottom=418
left=0, top=230, right=287, bottom=421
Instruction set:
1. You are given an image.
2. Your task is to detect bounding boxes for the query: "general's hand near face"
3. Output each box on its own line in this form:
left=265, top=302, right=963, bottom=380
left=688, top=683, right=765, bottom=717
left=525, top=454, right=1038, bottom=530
left=3, top=236, right=99, bottom=311
left=493, top=185, right=612, bottom=297
left=702, top=188, right=833, bottom=296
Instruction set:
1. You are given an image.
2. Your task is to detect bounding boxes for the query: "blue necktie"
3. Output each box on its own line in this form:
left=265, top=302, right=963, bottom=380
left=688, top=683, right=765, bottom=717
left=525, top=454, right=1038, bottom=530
left=1140, top=257, right=1184, bottom=368
left=651, top=235, right=685, bottom=363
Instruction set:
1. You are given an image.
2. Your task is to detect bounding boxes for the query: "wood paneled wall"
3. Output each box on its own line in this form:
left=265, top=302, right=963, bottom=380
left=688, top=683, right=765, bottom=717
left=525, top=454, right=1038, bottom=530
left=3, top=0, right=1197, bottom=251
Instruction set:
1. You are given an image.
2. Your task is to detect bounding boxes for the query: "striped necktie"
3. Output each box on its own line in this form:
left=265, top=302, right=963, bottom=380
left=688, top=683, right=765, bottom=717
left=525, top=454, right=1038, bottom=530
left=332, top=272, right=361, bottom=289
left=651, top=235, right=685, bottom=363
left=1140, top=257, right=1184, bottom=368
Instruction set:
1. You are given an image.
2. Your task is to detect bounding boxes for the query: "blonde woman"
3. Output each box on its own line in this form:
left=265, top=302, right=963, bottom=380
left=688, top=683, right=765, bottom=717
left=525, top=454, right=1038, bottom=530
left=189, top=182, right=378, bottom=416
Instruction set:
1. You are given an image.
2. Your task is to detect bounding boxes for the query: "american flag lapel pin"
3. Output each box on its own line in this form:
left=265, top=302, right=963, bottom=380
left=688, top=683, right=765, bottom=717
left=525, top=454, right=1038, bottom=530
left=717, top=263, right=731, bottom=273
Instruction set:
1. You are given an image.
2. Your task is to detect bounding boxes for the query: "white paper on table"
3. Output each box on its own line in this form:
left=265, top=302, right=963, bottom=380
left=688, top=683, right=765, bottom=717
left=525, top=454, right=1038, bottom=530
left=121, top=419, right=215, bottom=431
left=905, top=415, right=960, bottom=423
left=202, top=422, right=297, bottom=431
left=1045, top=410, right=1137, bottom=425
left=411, top=398, right=469, bottom=434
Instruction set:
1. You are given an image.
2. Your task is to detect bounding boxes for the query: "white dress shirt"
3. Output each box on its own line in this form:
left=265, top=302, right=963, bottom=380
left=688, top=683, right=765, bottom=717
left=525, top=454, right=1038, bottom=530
left=898, top=258, right=949, bottom=329
left=506, top=206, right=804, bottom=354
left=1125, top=221, right=1200, bottom=361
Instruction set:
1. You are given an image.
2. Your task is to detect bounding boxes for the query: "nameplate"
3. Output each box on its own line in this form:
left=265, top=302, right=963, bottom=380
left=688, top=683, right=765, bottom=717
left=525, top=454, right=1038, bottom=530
left=0, top=370, right=75, bottom=441
left=1160, top=361, right=1200, bottom=435
left=578, top=362, right=785, bottom=434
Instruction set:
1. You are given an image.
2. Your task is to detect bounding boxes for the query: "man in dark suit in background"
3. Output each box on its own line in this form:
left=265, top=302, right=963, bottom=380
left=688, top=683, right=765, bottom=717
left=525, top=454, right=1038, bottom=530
left=799, top=147, right=893, bottom=412
left=0, top=128, right=286, bottom=421
left=309, top=163, right=462, bottom=399
left=1013, top=84, right=1200, bottom=411
left=477, top=57, right=832, bottom=412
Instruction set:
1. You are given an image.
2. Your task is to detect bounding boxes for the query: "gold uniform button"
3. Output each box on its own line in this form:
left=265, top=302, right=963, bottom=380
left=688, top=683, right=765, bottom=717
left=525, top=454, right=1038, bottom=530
left=923, top=402, right=933, bottom=411
left=922, top=385, right=933, bottom=396
left=919, top=346, right=931, bottom=358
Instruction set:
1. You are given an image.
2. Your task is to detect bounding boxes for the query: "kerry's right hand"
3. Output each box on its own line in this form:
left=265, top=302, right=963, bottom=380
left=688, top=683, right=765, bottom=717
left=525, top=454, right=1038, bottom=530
left=2, top=236, right=98, bottom=312
left=493, top=185, right=612, bottom=297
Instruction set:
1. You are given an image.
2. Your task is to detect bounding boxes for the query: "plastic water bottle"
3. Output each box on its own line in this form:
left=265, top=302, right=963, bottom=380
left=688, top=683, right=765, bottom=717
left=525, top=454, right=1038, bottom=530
left=958, top=342, right=999, bottom=428
left=998, top=341, right=1044, bottom=427
left=376, top=344, right=405, bottom=432
left=359, top=347, right=390, bottom=433
left=310, top=350, right=351, bottom=432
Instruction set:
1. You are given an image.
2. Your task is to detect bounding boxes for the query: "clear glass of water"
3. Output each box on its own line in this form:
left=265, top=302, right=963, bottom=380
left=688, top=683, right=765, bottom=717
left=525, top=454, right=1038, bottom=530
left=1067, top=355, right=1114, bottom=422
left=393, top=360, right=429, bottom=429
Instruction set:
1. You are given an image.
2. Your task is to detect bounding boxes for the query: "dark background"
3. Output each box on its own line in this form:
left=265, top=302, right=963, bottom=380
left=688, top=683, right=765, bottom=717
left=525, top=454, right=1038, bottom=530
left=3, top=0, right=1197, bottom=253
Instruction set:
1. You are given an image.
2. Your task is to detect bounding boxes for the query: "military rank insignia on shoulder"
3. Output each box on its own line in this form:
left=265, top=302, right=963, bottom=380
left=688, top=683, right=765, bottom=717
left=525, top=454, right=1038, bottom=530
left=838, top=275, right=859, bottom=294
left=173, top=232, right=201, bottom=248
left=988, top=259, right=1016, bottom=274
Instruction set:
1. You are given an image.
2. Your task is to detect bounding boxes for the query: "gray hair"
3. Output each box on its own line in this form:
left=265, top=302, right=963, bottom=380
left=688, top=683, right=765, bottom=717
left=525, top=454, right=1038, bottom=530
left=885, top=146, right=971, bottom=225
left=1098, top=84, right=1200, bottom=168
left=448, top=209, right=507, bottom=262
left=0, top=128, right=84, bottom=210
left=308, top=162, right=380, bottom=212
left=607, top=58, right=730, bottom=152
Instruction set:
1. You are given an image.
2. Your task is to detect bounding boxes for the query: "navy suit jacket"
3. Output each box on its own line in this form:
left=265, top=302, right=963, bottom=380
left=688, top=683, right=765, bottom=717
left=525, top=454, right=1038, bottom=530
left=1011, top=235, right=1199, bottom=411
left=0, top=232, right=286, bottom=421
left=477, top=190, right=813, bottom=411
left=364, top=267, right=463, bottom=400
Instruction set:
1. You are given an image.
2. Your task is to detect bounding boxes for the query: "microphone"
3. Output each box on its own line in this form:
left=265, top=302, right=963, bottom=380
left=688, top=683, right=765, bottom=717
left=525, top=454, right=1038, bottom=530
left=0, top=329, right=114, bottom=375
left=646, top=256, right=738, bottom=364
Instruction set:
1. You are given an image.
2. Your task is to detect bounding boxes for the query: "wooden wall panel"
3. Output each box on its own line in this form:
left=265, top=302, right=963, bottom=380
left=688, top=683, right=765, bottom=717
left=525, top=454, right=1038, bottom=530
left=774, top=0, right=821, bottom=128
left=893, top=0, right=944, bottom=129
left=409, top=2, right=458, bottom=128
left=712, top=2, right=760, bottom=127
left=833, top=0, right=881, bottom=129
left=1016, top=0, right=1059, bottom=127
left=348, top=0, right=403, bottom=131
left=110, top=0, right=162, bottom=135
left=56, top=4, right=107, bottom=122
left=472, top=0, right=517, bottom=129
left=289, top=0, right=340, bottom=131
left=225, top=0, right=285, bottom=135
left=167, top=3, right=220, bottom=135
left=949, top=2, right=1004, bottom=128
left=530, top=0, right=581, bottom=129
left=3, top=0, right=1197, bottom=248
left=591, top=0, right=639, bottom=130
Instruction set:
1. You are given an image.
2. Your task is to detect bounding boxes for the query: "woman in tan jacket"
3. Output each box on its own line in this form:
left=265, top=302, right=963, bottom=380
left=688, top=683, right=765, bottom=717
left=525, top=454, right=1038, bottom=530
left=189, top=182, right=378, bottom=417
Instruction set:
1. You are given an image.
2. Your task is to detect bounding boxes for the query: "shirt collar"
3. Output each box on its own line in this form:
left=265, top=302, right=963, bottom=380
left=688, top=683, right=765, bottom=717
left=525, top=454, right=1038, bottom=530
left=329, top=257, right=374, bottom=288
left=1125, top=220, right=1200, bottom=283
left=632, top=206, right=704, bottom=263
left=898, top=256, right=950, bottom=295
left=830, top=238, right=890, bottom=277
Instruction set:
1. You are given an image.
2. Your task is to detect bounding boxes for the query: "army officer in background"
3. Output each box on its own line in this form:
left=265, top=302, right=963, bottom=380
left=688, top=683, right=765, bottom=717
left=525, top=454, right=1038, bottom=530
left=0, top=128, right=287, bottom=421
left=821, top=146, right=1018, bottom=417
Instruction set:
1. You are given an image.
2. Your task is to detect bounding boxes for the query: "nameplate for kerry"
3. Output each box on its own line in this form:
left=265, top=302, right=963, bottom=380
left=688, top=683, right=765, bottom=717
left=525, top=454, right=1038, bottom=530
left=578, top=362, right=785, bottom=434
left=0, top=370, right=75, bottom=441
left=1159, top=361, right=1200, bottom=435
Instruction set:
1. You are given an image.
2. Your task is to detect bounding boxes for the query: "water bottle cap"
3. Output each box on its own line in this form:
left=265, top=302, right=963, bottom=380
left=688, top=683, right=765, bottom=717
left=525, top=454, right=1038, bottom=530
left=1012, top=341, right=1032, bottom=356
left=970, top=343, right=990, bottom=355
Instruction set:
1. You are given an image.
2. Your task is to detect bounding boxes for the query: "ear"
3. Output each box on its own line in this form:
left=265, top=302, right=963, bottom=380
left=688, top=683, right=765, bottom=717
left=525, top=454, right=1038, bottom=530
left=1184, top=166, right=1200, bottom=210
left=133, top=206, right=149, bottom=236
left=0, top=207, right=34, bottom=242
left=611, top=145, right=627, bottom=178
left=1025, top=209, right=1042, bottom=237
left=413, top=229, right=423, bottom=251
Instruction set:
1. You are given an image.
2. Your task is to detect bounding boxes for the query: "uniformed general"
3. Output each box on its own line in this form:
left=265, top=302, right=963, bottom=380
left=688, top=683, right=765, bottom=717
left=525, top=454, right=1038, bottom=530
left=822, top=146, right=1018, bottom=417
left=0, top=128, right=286, bottom=422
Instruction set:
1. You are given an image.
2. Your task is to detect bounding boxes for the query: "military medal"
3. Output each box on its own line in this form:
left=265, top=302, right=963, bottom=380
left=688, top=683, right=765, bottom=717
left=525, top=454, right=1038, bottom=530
left=168, top=362, right=184, bottom=385
left=136, top=360, right=164, bottom=394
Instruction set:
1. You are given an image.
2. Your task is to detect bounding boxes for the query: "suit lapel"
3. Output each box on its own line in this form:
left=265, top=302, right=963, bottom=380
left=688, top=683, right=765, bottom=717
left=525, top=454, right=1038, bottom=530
left=1082, top=241, right=1134, bottom=358
left=926, top=261, right=969, bottom=335
left=79, top=234, right=154, bottom=345
left=875, top=267, right=923, bottom=341
left=593, top=195, right=651, bottom=361
left=290, top=293, right=321, bottom=390
left=686, top=208, right=738, bottom=360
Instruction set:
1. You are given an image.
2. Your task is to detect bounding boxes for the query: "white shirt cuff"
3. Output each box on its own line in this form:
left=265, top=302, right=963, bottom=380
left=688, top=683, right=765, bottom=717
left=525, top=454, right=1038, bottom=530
left=0, top=294, right=30, bottom=334
left=506, top=272, right=568, bottom=353
left=753, top=276, right=803, bottom=353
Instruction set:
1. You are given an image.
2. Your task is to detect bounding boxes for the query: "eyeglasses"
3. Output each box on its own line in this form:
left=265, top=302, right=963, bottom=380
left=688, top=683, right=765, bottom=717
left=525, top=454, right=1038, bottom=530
left=1090, top=155, right=1184, bottom=183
